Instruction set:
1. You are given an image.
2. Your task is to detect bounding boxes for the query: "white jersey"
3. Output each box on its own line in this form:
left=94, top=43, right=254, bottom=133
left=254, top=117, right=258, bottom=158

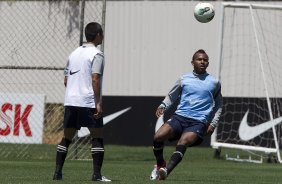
left=64, top=43, right=104, bottom=108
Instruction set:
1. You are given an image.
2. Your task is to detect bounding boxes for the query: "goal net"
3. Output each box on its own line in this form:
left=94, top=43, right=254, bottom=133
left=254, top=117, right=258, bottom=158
left=211, top=3, right=282, bottom=163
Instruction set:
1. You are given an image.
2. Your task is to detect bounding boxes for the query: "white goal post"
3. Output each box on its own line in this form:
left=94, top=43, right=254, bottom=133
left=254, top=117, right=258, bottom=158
left=211, top=2, right=282, bottom=163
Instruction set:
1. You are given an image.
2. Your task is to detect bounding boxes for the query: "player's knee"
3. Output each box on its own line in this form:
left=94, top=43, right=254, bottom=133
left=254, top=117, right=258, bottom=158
left=91, top=138, right=104, bottom=148
left=177, top=139, right=186, bottom=145
left=63, top=135, right=74, bottom=141
left=153, top=140, right=164, bottom=149
left=154, top=133, right=165, bottom=142
left=178, top=132, right=199, bottom=146
left=154, top=130, right=167, bottom=142
left=60, top=137, right=72, bottom=146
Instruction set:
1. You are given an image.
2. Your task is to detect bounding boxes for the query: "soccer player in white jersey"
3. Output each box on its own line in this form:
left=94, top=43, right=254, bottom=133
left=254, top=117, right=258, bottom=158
left=53, top=22, right=111, bottom=182
left=150, top=49, right=223, bottom=180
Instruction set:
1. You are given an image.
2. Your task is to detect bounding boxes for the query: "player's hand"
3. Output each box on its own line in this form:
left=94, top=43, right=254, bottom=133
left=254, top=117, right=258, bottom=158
left=155, top=107, right=165, bottom=118
left=94, top=103, right=103, bottom=119
left=206, top=124, right=215, bottom=136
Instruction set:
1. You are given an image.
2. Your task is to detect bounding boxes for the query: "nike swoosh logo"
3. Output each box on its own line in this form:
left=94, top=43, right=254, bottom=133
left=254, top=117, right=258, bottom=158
left=77, top=107, right=131, bottom=137
left=70, top=70, right=80, bottom=75
left=103, top=107, right=131, bottom=125
left=238, top=110, right=282, bottom=141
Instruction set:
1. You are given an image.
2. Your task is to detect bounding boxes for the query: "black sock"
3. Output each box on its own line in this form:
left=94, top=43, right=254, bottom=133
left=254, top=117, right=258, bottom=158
left=91, top=138, right=104, bottom=177
left=166, top=144, right=186, bottom=175
left=153, top=141, right=165, bottom=167
left=55, top=138, right=72, bottom=173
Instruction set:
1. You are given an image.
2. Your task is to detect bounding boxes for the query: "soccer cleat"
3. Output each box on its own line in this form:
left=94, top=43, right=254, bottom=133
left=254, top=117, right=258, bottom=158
left=158, top=167, right=168, bottom=180
left=150, top=161, right=166, bottom=180
left=92, top=175, right=112, bottom=182
left=53, top=172, right=63, bottom=180
left=150, top=165, right=159, bottom=180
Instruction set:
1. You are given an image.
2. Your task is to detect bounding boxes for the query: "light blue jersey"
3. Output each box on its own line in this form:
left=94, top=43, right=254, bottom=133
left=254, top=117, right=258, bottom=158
left=160, top=72, right=222, bottom=127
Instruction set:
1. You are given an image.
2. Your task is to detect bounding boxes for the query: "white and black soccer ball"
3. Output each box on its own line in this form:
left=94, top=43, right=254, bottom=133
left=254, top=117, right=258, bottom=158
left=194, top=2, right=215, bottom=23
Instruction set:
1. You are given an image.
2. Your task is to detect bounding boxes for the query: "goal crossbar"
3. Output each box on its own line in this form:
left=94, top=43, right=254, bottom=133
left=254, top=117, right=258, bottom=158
left=222, top=3, right=282, bottom=10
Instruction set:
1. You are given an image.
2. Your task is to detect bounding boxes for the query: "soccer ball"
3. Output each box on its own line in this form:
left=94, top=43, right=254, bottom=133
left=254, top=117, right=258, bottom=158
left=194, top=2, right=215, bottom=23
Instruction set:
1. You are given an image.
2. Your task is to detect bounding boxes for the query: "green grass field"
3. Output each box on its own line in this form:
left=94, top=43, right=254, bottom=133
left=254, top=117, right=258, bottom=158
left=1, top=144, right=282, bottom=184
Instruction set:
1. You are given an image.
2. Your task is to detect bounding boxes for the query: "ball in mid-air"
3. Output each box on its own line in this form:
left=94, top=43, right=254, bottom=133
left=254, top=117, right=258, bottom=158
left=194, top=2, right=215, bottom=23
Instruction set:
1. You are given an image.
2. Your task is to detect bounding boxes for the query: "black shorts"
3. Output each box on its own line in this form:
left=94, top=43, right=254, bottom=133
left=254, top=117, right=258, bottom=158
left=167, top=114, right=207, bottom=146
left=63, top=106, right=103, bottom=130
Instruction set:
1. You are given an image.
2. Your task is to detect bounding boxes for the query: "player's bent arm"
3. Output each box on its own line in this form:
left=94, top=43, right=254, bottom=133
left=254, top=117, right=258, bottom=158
left=63, top=60, right=69, bottom=87
left=159, top=78, right=182, bottom=110
left=92, top=53, right=104, bottom=107
left=210, top=92, right=223, bottom=128
left=92, top=73, right=102, bottom=105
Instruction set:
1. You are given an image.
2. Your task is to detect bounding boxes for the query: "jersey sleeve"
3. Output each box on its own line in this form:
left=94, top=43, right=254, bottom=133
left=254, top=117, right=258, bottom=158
left=159, top=77, right=182, bottom=110
left=92, top=53, right=104, bottom=75
left=210, top=81, right=223, bottom=128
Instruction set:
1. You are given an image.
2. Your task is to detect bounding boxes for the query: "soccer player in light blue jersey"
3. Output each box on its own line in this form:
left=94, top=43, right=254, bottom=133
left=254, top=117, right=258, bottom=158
left=150, top=49, right=223, bottom=180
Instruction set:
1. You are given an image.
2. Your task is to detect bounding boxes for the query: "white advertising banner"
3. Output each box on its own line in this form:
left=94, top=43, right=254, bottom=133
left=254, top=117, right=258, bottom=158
left=0, top=93, right=45, bottom=144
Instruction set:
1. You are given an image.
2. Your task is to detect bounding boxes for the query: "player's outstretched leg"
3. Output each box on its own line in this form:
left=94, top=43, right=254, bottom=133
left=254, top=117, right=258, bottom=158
left=91, top=138, right=111, bottom=182
left=163, top=145, right=187, bottom=179
left=53, top=138, right=72, bottom=180
left=150, top=141, right=166, bottom=180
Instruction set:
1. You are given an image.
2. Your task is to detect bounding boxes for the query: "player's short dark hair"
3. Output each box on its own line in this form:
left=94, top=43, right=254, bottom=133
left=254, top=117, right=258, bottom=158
left=192, top=49, right=208, bottom=61
left=85, top=22, right=103, bottom=42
